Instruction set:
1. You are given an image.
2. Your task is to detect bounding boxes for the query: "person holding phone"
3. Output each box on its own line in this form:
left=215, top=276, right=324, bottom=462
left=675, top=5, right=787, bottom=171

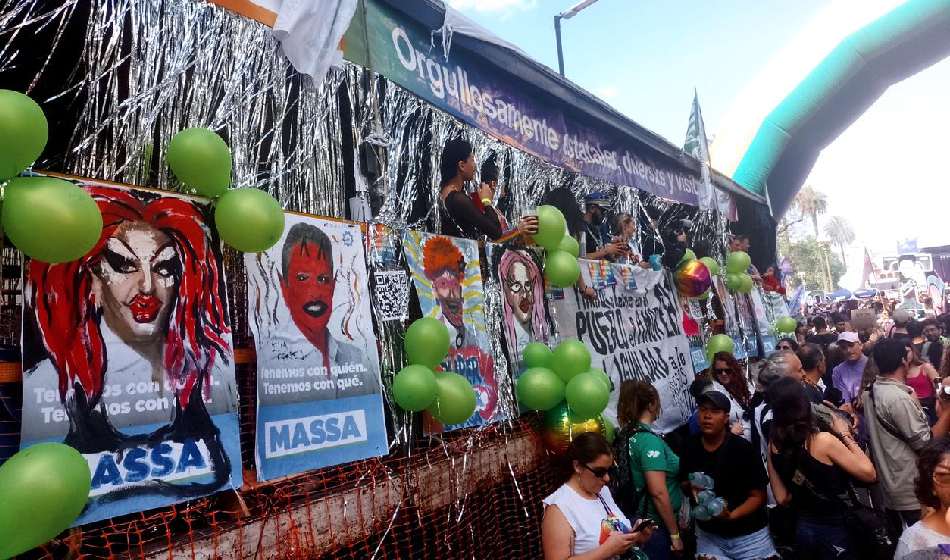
left=542, top=432, right=653, bottom=560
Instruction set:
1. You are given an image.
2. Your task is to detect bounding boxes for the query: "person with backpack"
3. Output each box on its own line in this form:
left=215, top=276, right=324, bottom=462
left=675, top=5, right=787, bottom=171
left=863, top=338, right=950, bottom=542
left=615, top=381, right=685, bottom=558
left=766, top=377, right=877, bottom=559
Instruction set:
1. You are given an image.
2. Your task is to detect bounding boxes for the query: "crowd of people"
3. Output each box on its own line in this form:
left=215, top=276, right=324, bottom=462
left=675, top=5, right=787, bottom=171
left=437, top=136, right=950, bottom=559
left=542, top=304, right=950, bottom=559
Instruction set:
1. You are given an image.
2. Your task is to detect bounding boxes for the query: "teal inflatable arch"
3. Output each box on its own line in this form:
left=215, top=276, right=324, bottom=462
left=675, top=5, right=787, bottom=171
left=732, top=0, right=950, bottom=217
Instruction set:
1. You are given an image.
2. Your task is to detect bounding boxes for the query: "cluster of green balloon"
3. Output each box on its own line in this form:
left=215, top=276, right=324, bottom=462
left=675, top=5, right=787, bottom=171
left=0, top=443, right=91, bottom=559
left=705, top=334, right=735, bottom=362
left=725, top=251, right=754, bottom=294
left=774, top=316, right=798, bottom=334
left=166, top=128, right=284, bottom=253
left=534, top=205, right=580, bottom=288
left=392, top=318, right=477, bottom=424
left=541, top=401, right=612, bottom=454
left=0, top=90, right=104, bottom=263
left=516, top=340, right=609, bottom=421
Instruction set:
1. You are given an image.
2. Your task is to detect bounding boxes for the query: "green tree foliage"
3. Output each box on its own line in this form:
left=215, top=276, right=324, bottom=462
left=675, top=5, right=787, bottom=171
left=778, top=235, right=846, bottom=292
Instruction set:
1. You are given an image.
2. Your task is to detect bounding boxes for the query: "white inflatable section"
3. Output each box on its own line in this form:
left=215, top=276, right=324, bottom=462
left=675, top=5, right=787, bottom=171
left=710, top=0, right=905, bottom=178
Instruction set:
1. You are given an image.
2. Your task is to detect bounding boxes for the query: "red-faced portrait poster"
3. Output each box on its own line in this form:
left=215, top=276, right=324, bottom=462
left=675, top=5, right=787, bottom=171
left=19, top=180, right=242, bottom=525
left=246, top=214, right=387, bottom=480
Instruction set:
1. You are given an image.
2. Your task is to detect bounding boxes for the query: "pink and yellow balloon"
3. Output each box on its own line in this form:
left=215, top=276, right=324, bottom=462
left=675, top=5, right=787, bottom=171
left=675, top=259, right=712, bottom=298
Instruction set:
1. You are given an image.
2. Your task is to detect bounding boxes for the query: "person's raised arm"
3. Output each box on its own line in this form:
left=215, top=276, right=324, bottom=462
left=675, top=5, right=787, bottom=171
left=818, top=423, right=876, bottom=483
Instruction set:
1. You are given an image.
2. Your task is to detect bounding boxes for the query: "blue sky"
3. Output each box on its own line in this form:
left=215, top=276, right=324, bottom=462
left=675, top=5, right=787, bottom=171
left=447, top=0, right=950, bottom=286
left=447, top=0, right=826, bottom=142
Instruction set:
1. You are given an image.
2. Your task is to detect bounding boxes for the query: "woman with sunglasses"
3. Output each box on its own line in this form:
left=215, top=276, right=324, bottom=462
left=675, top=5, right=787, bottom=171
left=543, top=432, right=653, bottom=560
left=896, top=438, right=950, bottom=558
left=617, top=381, right=685, bottom=559
left=709, top=352, right=753, bottom=441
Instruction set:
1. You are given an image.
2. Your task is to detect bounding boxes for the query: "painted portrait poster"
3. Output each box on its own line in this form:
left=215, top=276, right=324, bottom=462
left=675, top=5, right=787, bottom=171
left=403, top=231, right=500, bottom=430
left=20, top=181, right=242, bottom=525
left=487, top=243, right=552, bottom=373
left=246, top=214, right=387, bottom=481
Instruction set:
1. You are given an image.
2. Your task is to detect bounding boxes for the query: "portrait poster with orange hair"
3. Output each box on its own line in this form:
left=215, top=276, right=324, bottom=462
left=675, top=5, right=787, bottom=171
left=19, top=179, right=242, bottom=525
left=245, top=214, right=387, bottom=481
left=402, top=231, right=501, bottom=430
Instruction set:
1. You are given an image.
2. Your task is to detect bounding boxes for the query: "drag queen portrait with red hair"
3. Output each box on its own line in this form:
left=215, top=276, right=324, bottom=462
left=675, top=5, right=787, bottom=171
left=21, top=184, right=238, bottom=498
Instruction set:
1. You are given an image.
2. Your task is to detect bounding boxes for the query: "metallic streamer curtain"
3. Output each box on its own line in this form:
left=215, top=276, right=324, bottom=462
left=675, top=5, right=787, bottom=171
left=0, top=0, right=731, bottom=420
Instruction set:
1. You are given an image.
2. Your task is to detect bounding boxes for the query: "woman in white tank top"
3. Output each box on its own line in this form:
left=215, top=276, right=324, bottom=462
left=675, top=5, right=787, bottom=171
left=542, top=432, right=653, bottom=559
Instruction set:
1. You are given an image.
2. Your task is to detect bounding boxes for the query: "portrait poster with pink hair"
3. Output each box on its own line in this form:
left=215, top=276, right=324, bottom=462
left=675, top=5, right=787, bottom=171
left=246, top=214, right=387, bottom=481
left=487, top=243, right=553, bottom=373
left=402, top=231, right=501, bottom=431
left=19, top=180, right=242, bottom=525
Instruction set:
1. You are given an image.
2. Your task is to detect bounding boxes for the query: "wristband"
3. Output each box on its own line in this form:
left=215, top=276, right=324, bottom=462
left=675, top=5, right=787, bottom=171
left=480, top=198, right=492, bottom=206
left=670, top=533, right=681, bottom=540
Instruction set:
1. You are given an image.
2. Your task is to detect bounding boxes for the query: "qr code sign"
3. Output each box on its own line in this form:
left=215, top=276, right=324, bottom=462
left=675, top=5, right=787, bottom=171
left=373, top=270, right=409, bottom=322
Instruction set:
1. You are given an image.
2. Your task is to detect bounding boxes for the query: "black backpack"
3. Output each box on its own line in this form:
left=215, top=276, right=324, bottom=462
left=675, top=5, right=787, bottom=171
left=608, top=425, right=649, bottom=519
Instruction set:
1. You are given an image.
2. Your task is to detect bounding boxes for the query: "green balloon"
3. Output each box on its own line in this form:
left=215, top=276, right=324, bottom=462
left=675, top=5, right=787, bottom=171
left=166, top=128, right=232, bottom=197
left=551, top=339, right=591, bottom=383
left=679, top=248, right=697, bottom=263
left=775, top=316, right=798, bottom=334
left=725, top=272, right=743, bottom=292
left=545, top=250, right=580, bottom=288
left=522, top=342, right=553, bottom=369
left=392, top=365, right=438, bottom=411
left=516, top=367, right=565, bottom=411
left=588, top=368, right=612, bottom=393
left=706, top=334, right=734, bottom=361
left=214, top=188, right=285, bottom=253
left=699, top=256, right=720, bottom=276
left=0, top=90, right=48, bottom=180
left=0, top=443, right=90, bottom=559
left=428, top=372, right=477, bottom=425
left=557, top=234, right=580, bottom=257
left=2, top=177, right=102, bottom=263
left=738, top=273, right=754, bottom=294
left=404, top=317, right=450, bottom=368
left=534, top=205, right=567, bottom=249
left=726, top=251, right=751, bottom=274
left=565, top=371, right=610, bottom=420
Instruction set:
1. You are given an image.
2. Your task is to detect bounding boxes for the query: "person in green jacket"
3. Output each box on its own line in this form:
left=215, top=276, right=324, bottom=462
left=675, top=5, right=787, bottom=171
left=618, top=380, right=685, bottom=558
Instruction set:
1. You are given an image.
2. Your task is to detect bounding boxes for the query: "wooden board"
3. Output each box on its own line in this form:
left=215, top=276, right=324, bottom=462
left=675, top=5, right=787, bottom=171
left=208, top=0, right=276, bottom=27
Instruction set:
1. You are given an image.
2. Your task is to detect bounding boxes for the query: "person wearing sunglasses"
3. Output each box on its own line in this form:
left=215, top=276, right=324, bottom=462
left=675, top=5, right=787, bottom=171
left=896, top=438, right=950, bottom=558
left=709, top=352, right=752, bottom=441
left=542, top=432, right=653, bottom=560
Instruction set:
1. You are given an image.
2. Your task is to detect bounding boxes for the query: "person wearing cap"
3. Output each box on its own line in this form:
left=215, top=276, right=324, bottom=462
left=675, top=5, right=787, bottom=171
left=831, top=331, right=868, bottom=412
left=581, top=192, right=621, bottom=261
left=681, top=389, right=777, bottom=559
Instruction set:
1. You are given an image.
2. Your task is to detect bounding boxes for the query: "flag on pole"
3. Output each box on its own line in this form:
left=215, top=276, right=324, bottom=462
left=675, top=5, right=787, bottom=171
left=860, top=247, right=874, bottom=288
left=683, top=90, right=736, bottom=219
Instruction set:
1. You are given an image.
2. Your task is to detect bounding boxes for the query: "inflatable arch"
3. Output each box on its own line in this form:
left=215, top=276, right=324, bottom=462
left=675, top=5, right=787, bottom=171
left=729, top=0, right=950, bottom=217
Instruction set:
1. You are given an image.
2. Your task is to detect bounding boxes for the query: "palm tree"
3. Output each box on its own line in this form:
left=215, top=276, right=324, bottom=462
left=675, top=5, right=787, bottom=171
left=794, top=185, right=828, bottom=237
left=824, top=215, right=855, bottom=266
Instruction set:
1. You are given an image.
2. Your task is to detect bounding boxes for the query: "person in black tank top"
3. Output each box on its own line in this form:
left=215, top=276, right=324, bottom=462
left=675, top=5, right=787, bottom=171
left=437, top=139, right=537, bottom=241
left=766, top=377, right=877, bottom=560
